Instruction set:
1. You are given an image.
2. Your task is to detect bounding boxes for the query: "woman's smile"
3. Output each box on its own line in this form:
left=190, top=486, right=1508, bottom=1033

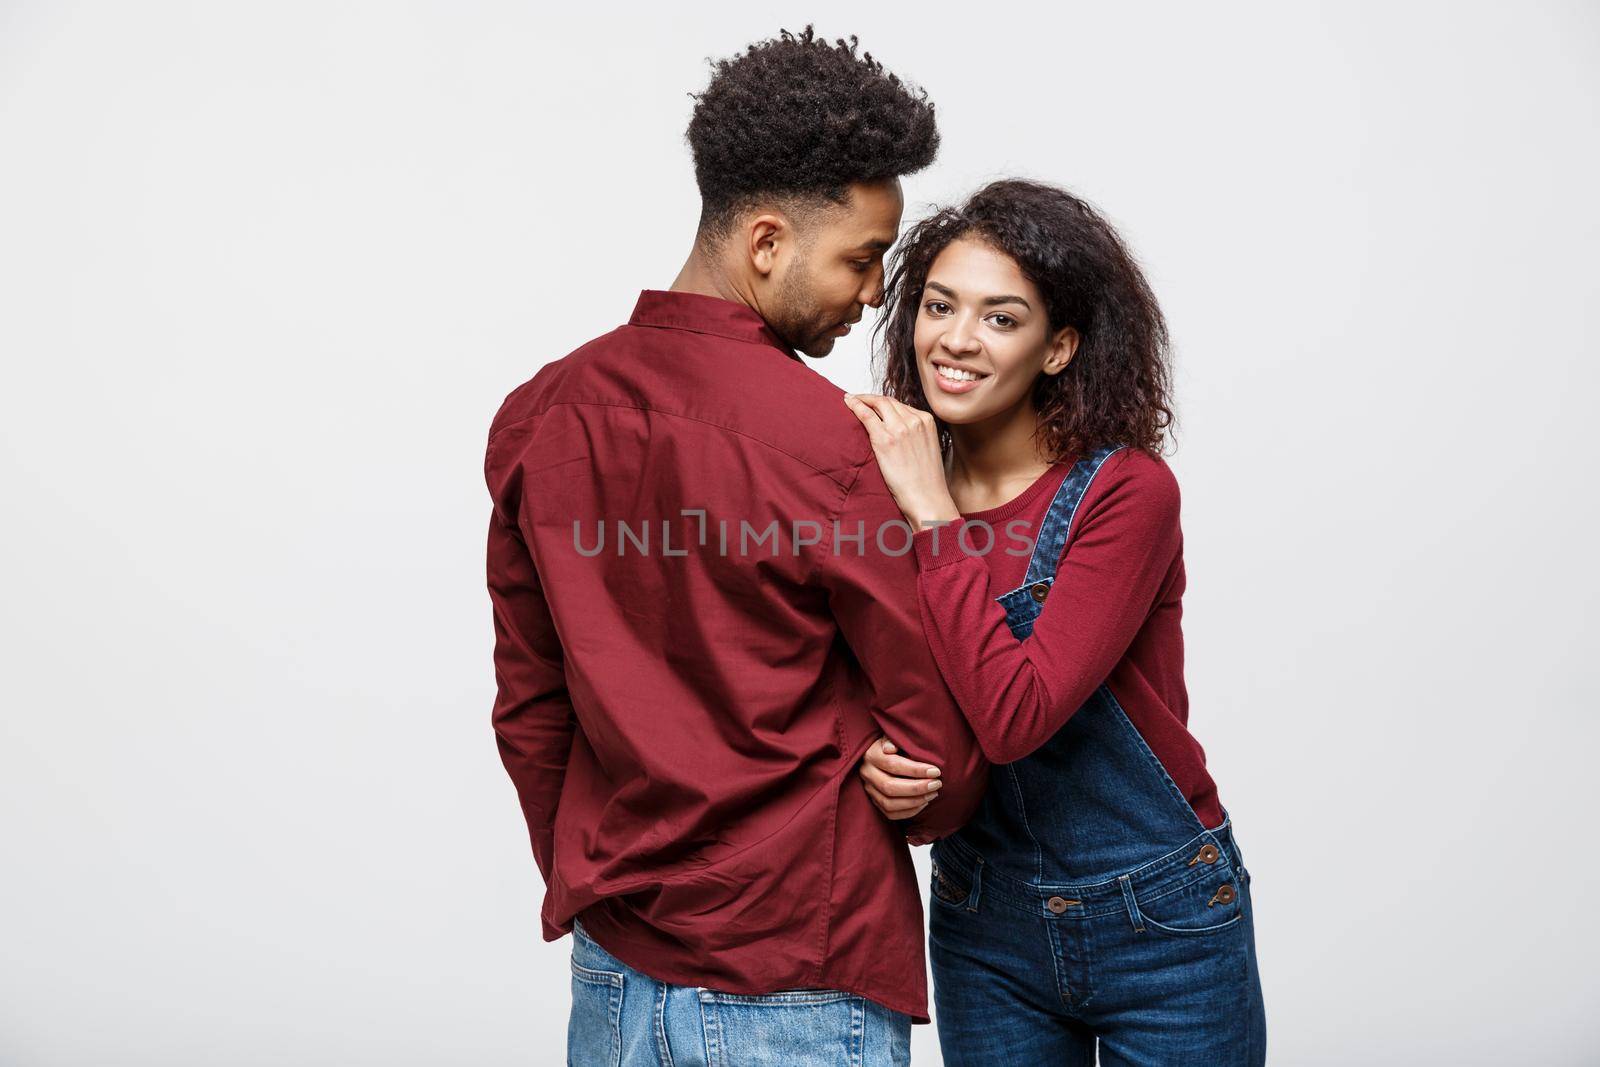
left=929, top=357, right=991, bottom=394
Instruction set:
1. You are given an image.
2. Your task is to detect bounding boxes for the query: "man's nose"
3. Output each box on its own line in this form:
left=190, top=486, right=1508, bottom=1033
left=861, top=271, right=886, bottom=309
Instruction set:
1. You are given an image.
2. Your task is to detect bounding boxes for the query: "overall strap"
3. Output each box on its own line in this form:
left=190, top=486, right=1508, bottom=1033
left=1021, top=445, right=1127, bottom=586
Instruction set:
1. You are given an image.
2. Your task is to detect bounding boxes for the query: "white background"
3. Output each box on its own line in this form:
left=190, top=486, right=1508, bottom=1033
left=3, top=2, right=1597, bottom=1063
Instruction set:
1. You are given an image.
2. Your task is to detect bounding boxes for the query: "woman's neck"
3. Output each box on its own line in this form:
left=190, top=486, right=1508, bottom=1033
left=944, top=401, right=1059, bottom=514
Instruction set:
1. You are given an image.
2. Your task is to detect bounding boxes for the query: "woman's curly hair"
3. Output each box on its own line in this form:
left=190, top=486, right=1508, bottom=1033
left=687, top=27, right=938, bottom=238
left=875, top=179, right=1175, bottom=459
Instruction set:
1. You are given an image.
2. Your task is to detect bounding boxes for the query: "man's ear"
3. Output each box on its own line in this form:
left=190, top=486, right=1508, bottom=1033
left=1042, top=325, right=1080, bottom=376
left=745, top=213, right=791, bottom=279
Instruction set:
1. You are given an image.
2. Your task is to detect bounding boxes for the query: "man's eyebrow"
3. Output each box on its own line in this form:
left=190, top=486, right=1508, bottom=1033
left=925, top=280, right=1032, bottom=310
left=851, top=239, right=893, bottom=253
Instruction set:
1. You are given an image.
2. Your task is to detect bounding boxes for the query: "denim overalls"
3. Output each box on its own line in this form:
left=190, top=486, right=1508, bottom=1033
left=927, top=446, right=1267, bottom=1066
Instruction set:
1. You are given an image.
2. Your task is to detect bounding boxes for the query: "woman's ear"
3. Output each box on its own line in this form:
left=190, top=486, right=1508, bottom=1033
left=1042, top=325, right=1080, bottom=376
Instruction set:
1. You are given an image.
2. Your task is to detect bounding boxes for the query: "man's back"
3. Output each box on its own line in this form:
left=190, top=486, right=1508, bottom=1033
left=484, top=289, right=985, bottom=1020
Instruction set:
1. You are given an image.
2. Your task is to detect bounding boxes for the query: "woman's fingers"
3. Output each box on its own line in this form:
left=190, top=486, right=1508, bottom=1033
left=842, top=392, right=889, bottom=415
left=864, top=739, right=942, bottom=780
left=859, top=741, right=940, bottom=817
left=863, top=780, right=933, bottom=819
left=841, top=395, right=890, bottom=443
left=860, top=756, right=944, bottom=798
left=841, top=394, right=875, bottom=421
left=844, top=393, right=910, bottom=432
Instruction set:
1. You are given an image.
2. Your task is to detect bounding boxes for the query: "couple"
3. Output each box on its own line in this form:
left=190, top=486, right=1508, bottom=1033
left=485, top=26, right=1266, bottom=1067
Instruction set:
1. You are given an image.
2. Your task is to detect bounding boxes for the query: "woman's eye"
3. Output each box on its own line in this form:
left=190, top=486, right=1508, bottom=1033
left=989, top=313, right=1016, bottom=329
left=924, top=301, right=950, bottom=315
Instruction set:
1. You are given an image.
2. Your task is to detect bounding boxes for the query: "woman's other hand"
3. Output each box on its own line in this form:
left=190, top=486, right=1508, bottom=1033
left=858, top=736, right=944, bottom=820
left=842, top=393, right=961, bottom=533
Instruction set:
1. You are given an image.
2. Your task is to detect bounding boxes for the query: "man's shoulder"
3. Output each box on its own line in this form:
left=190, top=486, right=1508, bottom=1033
left=485, top=323, right=878, bottom=491
left=486, top=327, right=627, bottom=443
left=720, top=362, right=879, bottom=492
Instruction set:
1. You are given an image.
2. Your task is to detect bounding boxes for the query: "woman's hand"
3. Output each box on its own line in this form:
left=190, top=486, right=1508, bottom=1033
left=842, top=393, right=961, bottom=533
left=858, top=736, right=945, bottom=821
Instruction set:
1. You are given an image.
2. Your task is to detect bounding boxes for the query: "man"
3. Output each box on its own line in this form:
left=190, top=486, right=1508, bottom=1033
left=484, top=28, right=986, bottom=1066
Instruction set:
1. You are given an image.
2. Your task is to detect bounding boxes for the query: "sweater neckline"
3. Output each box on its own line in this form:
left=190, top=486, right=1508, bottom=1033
left=956, top=459, right=1075, bottom=524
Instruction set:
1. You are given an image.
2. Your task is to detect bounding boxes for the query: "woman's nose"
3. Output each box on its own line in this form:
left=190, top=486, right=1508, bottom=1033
left=942, top=322, right=981, bottom=354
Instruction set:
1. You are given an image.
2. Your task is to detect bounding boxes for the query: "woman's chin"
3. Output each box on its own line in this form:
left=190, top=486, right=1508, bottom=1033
left=928, top=402, right=982, bottom=427
left=923, top=384, right=989, bottom=423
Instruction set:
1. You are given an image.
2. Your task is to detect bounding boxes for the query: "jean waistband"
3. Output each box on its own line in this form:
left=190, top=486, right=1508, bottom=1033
left=933, top=818, right=1243, bottom=921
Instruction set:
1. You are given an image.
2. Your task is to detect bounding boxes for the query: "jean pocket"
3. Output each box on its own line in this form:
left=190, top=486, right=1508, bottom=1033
left=930, top=858, right=972, bottom=910
left=699, top=989, right=887, bottom=1067
left=568, top=956, right=623, bottom=1067
left=1133, top=873, right=1245, bottom=939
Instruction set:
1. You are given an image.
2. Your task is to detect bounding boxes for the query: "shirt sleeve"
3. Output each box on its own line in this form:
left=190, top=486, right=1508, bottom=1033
left=485, top=428, right=577, bottom=901
left=910, top=452, right=1184, bottom=765
left=815, top=458, right=989, bottom=840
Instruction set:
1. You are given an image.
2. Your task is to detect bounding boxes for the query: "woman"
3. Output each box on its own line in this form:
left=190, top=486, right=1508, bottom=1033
left=842, top=179, right=1266, bottom=1065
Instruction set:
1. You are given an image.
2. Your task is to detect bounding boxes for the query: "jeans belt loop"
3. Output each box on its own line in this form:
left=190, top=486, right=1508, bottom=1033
left=1117, top=873, right=1145, bottom=933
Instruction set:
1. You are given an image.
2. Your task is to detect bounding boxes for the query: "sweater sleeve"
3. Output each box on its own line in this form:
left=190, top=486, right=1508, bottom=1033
left=909, top=453, right=1183, bottom=765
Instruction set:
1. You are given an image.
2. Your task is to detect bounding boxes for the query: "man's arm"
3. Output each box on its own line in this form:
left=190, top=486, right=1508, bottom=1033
left=485, top=430, right=576, bottom=915
left=816, top=458, right=988, bottom=840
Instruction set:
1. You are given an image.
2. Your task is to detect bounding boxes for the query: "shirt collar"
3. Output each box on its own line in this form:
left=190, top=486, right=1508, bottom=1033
left=627, top=289, right=801, bottom=363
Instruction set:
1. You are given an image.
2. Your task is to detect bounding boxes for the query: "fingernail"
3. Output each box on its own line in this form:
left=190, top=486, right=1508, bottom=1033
left=926, top=767, right=941, bottom=778
left=883, top=743, right=896, bottom=753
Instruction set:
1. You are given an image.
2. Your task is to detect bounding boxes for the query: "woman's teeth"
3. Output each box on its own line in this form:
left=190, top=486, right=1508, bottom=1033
left=937, top=365, right=983, bottom=382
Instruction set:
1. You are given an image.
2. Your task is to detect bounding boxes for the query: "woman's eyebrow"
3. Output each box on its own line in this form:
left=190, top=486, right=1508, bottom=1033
left=926, top=280, right=1031, bottom=310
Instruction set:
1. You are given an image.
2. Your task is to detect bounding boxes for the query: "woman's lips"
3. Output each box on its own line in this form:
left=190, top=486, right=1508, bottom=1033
left=930, top=363, right=988, bottom=394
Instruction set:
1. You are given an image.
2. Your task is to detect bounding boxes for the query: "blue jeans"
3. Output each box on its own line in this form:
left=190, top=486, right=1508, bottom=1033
left=928, top=826, right=1266, bottom=1065
left=567, top=920, right=911, bottom=1066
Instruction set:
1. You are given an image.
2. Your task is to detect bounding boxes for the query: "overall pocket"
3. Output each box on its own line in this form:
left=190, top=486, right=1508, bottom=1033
left=930, top=856, right=974, bottom=910
left=1132, top=871, right=1244, bottom=939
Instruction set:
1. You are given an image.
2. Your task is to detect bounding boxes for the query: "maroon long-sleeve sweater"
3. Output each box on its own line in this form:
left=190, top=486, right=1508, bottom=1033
left=907, top=448, right=1224, bottom=829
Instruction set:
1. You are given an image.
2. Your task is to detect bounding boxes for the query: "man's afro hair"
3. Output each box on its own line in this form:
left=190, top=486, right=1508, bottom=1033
left=687, top=27, right=939, bottom=236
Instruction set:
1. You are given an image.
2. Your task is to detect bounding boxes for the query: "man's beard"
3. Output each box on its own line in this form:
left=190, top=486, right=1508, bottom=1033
left=772, top=260, right=842, bottom=357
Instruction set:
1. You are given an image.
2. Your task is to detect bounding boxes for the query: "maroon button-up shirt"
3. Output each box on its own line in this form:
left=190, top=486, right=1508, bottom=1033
left=484, top=289, right=988, bottom=1022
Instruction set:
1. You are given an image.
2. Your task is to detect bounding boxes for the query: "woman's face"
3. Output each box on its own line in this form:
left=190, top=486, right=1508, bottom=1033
left=912, top=237, right=1077, bottom=427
